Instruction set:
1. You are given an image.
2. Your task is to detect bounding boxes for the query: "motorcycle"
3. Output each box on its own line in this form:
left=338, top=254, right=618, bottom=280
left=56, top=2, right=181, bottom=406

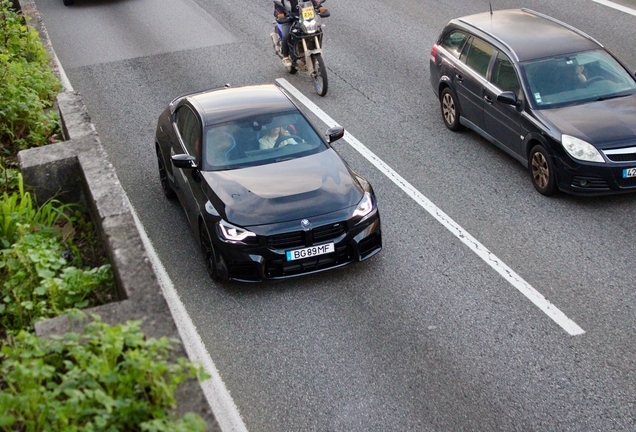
left=271, top=0, right=329, bottom=96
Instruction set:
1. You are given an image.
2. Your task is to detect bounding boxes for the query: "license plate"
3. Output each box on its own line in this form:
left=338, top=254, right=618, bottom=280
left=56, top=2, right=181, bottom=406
left=286, top=243, right=334, bottom=261
left=302, top=7, right=315, bottom=19
left=623, top=167, right=636, bottom=178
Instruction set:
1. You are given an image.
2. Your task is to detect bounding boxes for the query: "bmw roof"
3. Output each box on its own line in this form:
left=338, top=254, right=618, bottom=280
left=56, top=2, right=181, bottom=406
left=451, top=9, right=601, bottom=62
left=178, top=84, right=297, bottom=126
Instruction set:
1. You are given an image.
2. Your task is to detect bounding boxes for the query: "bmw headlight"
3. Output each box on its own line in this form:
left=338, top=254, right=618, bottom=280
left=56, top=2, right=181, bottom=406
left=301, top=20, right=318, bottom=34
left=217, top=220, right=256, bottom=244
left=352, top=192, right=375, bottom=221
left=561, top=135, right=604, bottom=163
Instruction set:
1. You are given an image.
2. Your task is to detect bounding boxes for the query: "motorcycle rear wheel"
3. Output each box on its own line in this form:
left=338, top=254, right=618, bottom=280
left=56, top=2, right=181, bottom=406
left=311, top=54, right=328, bottom=96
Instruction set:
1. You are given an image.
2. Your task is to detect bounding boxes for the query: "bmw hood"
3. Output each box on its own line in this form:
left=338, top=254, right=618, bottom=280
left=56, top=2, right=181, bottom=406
left=201, top=149, right=364, bottom=226
left=538, top=94, right=636, bottom=148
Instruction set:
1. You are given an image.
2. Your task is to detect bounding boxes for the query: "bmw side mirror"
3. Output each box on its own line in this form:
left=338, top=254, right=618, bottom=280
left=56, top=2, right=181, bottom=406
left=497, top=91, right=517, bottom=106
left=172, top=154, right=196, bottom=169
left=326, top=126, right=345, bottom=143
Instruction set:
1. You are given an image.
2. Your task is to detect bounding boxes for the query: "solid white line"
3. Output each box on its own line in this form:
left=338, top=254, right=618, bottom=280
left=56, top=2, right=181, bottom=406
left=51, top=27, right=244, bottom=428
left=277, top=78, right=585, bottom=336
left=52, top=49, right=74, bottom=92
left=590, top=0, right=636, bottom=16
left=129, top=206, right=249, bottom=432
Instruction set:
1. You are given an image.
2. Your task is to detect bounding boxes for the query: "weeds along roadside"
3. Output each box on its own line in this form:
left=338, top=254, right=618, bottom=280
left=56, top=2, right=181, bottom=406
left=0, top=1, right=208, bottom=430
left=0, top=0, right=60, bottom=156
left=0, top=164, right=116, bottom=334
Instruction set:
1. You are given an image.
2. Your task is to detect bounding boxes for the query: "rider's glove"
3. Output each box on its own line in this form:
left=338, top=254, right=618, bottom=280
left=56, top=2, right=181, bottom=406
left=318, top=6, right=330, bottom=17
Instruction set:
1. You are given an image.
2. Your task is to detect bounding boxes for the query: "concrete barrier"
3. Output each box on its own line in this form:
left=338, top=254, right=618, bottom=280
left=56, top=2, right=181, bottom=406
left=15, top=0, right=220, bottom=429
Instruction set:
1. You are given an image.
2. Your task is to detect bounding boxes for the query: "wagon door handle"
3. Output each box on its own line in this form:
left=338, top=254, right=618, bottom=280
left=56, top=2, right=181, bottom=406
left=455, top=74, right=463, bottom=83
left=484, top=95, right=493, bottom=104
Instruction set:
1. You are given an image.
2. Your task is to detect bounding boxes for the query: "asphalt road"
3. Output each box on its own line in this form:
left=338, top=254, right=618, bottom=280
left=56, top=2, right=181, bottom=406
left=33, top=0, right=636, bottom=430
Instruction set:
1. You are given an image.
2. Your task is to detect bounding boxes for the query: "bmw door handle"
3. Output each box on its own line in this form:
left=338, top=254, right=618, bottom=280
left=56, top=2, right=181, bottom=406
left=455, top=74, right=463, bottom=83
left=484, top=95, right=493, bottom=104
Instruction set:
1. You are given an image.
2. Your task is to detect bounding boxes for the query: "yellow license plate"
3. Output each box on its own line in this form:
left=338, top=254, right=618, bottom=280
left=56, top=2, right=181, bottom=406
left=302, top=7, right=315, bottom=19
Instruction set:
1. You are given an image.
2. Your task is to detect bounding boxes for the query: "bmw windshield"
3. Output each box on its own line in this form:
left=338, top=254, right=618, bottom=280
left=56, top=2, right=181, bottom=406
left=521, top=49, right=636, bottom=109
left=201, top=110, right=328, bottom=171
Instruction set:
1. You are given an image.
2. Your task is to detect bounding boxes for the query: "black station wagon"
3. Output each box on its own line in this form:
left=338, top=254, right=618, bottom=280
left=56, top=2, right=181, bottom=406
left=430, top=8, right=636, bottom=196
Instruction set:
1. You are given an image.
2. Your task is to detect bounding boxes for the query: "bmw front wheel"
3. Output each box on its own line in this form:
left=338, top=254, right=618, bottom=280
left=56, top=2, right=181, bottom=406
left=199, top=222, right=220, bottom=281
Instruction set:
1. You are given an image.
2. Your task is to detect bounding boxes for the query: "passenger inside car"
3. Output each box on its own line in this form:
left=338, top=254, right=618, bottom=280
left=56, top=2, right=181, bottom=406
left=205, top=129, right=237, bottom=167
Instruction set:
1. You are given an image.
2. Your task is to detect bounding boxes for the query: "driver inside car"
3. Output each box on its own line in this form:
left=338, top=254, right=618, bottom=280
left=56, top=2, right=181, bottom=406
left=575, top=64, right=588, bottom=84
left=259, top=124, right=298, bottom=149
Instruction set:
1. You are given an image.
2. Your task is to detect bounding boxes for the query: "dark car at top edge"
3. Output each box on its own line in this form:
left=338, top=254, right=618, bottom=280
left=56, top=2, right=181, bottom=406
left=430, top=8, right=636, bottom=196
left=155, top=84, right=382, bottom=282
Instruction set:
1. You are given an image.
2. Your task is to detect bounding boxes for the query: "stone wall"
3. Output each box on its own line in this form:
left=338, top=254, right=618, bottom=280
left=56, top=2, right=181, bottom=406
left=15, top=0, right=220, bottom=429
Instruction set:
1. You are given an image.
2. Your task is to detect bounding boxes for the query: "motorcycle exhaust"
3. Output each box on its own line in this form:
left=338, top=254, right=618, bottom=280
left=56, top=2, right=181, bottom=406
left=270, top=32, right=281, bottom=55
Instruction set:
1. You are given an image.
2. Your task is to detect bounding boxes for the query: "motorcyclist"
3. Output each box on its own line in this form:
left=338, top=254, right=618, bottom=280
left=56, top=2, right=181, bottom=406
left=275, top=0, right=329, bottom=67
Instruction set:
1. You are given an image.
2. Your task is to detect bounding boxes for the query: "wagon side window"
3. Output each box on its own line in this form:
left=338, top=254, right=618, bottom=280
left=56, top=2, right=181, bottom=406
left=491, top=52, right=521, bottom=97
left=463, top=37, right=495, bottom=79
left=441, top=31, right=469, bottom=59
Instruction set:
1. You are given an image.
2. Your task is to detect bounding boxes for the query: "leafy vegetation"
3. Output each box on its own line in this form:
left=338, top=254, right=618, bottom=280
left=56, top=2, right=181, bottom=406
left=0, top=169, right=67, bottom=248
left=0, top=169, right=114, bottom=333
left=0, top=168, right=207, bottom=430
left=0, top=3, right=208, bottom=430
left=0, top=315, right=207, bottom=431
left=0, top=161, right=20, bottom=193
left=0, top=0, right=61, bottom=155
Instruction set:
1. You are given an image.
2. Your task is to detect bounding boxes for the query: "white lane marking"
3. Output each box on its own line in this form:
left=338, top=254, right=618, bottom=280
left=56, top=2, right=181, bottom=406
left=53, top=49, right=74, bottom=92
left=130, top=206, right=249, bottom=432
left=277, top=78, right=585, bottom=336
left=590, top=0, right=636, bottom=16
left=49, top=26, right=246, bottom=430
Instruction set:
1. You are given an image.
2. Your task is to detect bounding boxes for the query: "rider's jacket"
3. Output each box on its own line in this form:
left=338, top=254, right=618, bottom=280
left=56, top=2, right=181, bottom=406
left=275, top=0, right=323, bottom=17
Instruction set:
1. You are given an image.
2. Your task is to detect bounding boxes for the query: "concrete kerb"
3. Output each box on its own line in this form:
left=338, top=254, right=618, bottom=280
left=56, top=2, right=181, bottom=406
left=14, top=0, right=220, bottom=429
